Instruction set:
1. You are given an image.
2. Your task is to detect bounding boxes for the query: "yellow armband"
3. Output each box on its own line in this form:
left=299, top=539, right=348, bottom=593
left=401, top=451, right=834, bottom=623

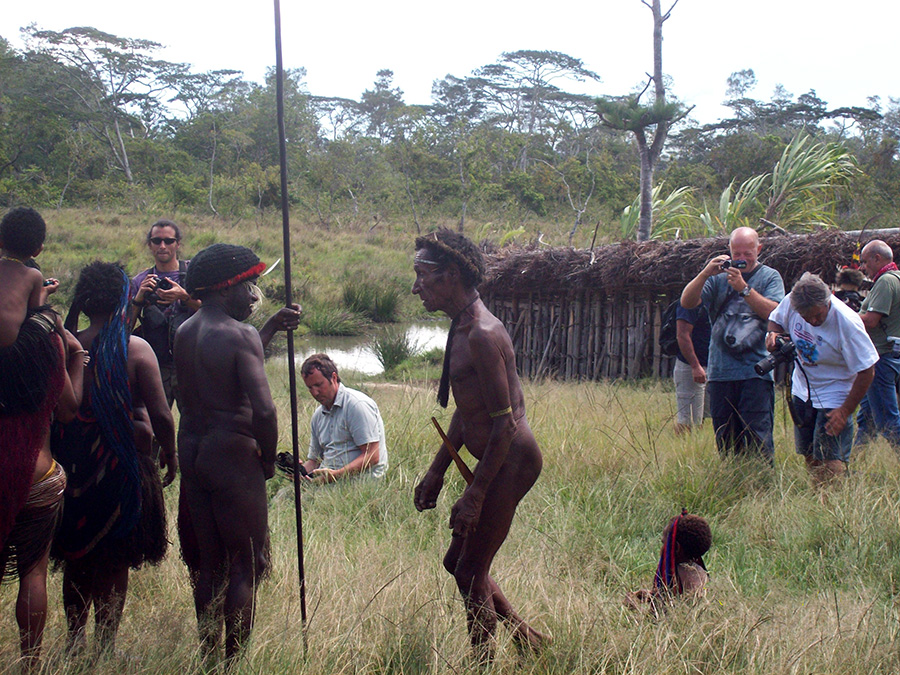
left=488, top=406, right=512, bottom=418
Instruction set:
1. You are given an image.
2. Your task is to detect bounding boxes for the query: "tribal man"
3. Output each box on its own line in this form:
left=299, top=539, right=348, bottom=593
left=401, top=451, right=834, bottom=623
left=412, top=229, right=548, bottom=662
left=175, top=244, right=277, bottom=665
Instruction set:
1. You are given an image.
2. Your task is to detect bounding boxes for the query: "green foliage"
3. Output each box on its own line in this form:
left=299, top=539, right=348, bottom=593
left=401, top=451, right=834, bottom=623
left=698, top=133, right=861, bottom=234
left=1, top=28, right=899, bottom=239
left=302, top=305, right=368, bottom=336
left=699, top=173, right=769, bottom=234
left=596, top=96, right=686, bottom=133
left=342, top=278, right=402, bottom=323
left=368, top=328, right=421, bottom=371
left=765, top=133, right=860, bottom=228
left=620, top=185, right=695, bottom=239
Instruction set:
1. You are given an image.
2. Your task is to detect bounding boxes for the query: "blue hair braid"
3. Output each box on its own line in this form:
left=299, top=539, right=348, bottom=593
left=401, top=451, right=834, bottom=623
left=89, top=268, right=141, bottom=539
left=653, top=509, right=687, bottom=592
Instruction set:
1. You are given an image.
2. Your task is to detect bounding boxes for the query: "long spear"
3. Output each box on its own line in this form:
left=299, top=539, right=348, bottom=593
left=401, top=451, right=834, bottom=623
left=273, top=0, right=307, bottom=649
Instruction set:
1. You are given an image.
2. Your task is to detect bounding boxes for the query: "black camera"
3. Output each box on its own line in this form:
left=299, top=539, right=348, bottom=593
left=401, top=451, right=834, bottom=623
left=755, top=335, right=796, bottom=376
left=721, top=259, right=747, bottom=270
left=275, top=451, right=310, bottom=477
left=144, top=276, right=173, bottom=305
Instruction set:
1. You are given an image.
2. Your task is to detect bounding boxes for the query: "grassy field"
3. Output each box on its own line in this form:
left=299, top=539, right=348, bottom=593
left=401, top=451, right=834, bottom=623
left=4, top=209, right=900, bottom=672
left=4, top=372, right=900, bottom=674
left=31, top=208, right=429, bottom=330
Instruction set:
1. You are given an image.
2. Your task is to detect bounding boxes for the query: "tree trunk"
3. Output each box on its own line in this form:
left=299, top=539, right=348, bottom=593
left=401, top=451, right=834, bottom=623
left=112, top=119, right=134, bottom=183
left=636, top=130, right=654, bottom=241
left=635, top=0, right=673, bottom=242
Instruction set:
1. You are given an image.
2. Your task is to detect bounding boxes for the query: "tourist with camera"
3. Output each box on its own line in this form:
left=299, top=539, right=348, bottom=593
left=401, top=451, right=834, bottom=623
left=129, top=219, right=199, bottom=409
left=681, top=226, right=784, bottom=461
left=767, top=273, right=877, bottom=486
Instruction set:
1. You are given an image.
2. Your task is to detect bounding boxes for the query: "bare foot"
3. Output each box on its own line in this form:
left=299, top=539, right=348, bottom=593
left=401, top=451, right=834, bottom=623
left=511, top=621, right=551, bottom=655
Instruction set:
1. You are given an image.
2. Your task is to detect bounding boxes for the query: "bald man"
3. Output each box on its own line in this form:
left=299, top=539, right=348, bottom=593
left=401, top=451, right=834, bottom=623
left=682, top=227, right=785, bottom=461
left=855, top=239, right=900, bottom=447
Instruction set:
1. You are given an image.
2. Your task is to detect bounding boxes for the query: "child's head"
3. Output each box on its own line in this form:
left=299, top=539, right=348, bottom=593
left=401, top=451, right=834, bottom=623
left=670, top=513, right=712, bottom=560
left=835, top=267, right=865, bottom=290
left=0, top=207, right=47, bottom=258
left=655, top=510, right=711, bottom=590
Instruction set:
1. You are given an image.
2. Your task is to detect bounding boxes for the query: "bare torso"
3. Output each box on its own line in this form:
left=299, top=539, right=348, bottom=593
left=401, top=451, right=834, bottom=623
left=448, top=306, right=540, bottom=471
left=174, top=305, right=277, bottom=480
left=0, top=261, right=43, bottom=347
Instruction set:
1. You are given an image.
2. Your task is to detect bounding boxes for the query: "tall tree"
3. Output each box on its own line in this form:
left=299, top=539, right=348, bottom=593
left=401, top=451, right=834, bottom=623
left=596, top=1, right=689, bottom=241
left=23, top=26, right=186, bottom=183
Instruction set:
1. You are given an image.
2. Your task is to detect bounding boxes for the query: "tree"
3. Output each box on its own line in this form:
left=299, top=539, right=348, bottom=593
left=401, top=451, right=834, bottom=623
left=596, top=1, right=690, bottom=241
left=358, top=70, right=406, bottom=142
left=22, top=27, right=188, bottom=183
left=474, top=50, right=601, bottom=171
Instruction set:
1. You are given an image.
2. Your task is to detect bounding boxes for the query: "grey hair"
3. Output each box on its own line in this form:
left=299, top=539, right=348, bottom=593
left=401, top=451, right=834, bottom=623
left=790, top=272, right=831, bottom=313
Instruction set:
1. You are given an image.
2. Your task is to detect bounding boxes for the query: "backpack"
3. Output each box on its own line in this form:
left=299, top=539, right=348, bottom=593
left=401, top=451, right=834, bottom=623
left=658, top=300, right=681, bottom=357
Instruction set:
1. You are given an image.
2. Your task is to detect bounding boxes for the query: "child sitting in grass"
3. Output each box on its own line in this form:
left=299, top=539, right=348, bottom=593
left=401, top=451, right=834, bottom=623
left=0, top=207, right=58, bottom=348
left=625, top=510, right=711, bottom=616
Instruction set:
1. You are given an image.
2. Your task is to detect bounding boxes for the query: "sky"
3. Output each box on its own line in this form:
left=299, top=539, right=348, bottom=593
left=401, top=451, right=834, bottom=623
left=2, top=0, right=898, bottom=124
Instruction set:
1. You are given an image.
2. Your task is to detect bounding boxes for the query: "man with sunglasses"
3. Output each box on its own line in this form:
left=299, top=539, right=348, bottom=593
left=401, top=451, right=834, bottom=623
left=129, top=219, right=200, bottom=409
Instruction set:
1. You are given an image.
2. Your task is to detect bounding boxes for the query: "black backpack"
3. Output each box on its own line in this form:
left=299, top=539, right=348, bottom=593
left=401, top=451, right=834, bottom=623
left=658, top=300, right=681, bottom=357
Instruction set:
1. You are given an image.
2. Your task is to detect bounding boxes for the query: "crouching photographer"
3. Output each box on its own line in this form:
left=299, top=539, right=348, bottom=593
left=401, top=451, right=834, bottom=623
left=766, top=273, right=878, bottom=487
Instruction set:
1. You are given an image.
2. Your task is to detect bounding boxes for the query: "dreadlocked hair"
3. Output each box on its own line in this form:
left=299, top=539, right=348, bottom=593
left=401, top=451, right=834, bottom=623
left=653, top=510, right=711, bottom=592
left=415, top=229, right=485, bottom=289
left=81, top=263, right=142, bottom=540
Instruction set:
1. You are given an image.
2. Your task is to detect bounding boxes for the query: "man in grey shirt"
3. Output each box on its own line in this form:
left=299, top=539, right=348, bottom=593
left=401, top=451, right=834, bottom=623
left=299, top=353, right=387, bottom=481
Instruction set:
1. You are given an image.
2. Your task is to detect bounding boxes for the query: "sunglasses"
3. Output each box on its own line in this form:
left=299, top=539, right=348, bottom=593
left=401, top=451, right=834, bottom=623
left=150, top=237, right=178, bottom=245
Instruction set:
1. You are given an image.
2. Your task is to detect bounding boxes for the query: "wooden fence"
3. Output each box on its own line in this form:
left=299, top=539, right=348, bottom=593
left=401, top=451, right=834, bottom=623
left=484, top=288, right=683, bottom=381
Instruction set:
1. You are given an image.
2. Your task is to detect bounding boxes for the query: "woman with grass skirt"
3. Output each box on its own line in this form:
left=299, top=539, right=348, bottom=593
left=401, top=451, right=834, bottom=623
left=52, top=261, right=177, bottom=656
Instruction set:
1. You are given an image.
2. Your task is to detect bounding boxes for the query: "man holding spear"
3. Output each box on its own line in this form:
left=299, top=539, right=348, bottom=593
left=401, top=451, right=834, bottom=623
left=412, top=229, right=548, bottom=663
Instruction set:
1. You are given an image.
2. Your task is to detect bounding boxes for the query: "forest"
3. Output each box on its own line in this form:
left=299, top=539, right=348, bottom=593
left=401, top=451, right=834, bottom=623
left=1, top=25, right=899, bottom=244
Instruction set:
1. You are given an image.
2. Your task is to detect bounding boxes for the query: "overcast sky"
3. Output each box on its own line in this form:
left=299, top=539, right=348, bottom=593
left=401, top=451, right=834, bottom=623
left=2, top=0, right=897, bottom=123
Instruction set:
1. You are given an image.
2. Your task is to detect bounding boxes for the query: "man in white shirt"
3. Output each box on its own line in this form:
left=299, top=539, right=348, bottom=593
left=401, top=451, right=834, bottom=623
left=299, top=353, right=387, bottom=481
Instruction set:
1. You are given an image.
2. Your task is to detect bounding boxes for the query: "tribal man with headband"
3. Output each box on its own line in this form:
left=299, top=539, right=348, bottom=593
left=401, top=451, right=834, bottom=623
left=174, top=244, right=279, bottom=666
left=412, top=229, right=548, bottom=662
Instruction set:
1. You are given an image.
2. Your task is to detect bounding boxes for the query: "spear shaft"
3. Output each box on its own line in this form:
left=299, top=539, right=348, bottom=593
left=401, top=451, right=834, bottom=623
left=272, top=0, right=307, bottom=648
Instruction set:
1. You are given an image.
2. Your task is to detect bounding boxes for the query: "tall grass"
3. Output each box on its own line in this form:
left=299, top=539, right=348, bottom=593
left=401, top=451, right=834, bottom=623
left=302, top=306, right=368, bottom=336
left=369, top=329, right=420, bottom=371
left=342, top=279, right=402, bottom=323
left=6, top=375, right=900, bottom=673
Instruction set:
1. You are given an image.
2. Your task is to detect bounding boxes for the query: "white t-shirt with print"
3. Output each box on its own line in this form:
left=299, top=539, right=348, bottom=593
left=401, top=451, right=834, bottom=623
left=769, top=295, right=878, bottom=409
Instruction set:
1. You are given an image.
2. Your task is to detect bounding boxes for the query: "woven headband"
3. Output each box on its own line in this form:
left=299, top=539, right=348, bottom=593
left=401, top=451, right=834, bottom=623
left=192, top=261, right=266, bottom=292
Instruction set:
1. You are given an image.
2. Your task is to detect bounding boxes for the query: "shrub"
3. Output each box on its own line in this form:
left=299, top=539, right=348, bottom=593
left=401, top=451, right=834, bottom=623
left=369, top=328, right=420, bottom=371
left=342, top=279, right=401, bottom=323
left=303, top=305, right=368, bottom=336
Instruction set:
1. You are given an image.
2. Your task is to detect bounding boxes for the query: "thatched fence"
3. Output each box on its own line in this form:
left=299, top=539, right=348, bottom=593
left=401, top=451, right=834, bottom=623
left=480, top=230, right=900, bottom=381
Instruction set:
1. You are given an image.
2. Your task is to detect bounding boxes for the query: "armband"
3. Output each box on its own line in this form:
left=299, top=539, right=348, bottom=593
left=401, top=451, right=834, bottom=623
left=131, top=297, right=146, bottom=307
left=488, top=406, right=512, bottom=418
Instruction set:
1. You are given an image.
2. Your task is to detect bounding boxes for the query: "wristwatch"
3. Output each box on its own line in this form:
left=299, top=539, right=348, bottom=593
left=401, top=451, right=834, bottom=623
left=738, top=285, right=751, bottom=297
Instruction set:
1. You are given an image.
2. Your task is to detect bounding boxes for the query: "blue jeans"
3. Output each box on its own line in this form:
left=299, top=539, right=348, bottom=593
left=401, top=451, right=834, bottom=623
left=792, top=396, right=853, bottom=462
left=855, top=354, right=900, bottom=447
left=708, top=378, right=775, bottom=460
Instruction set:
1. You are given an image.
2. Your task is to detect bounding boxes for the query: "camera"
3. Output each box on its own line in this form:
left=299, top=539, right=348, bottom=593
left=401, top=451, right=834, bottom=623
left=275, top=451, right=310, bottom=477
left=721, top=259, right=747, bottom=270
left=755, top=335, right=796, bottom=376
left=144, top=276, right=172, bottom=305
